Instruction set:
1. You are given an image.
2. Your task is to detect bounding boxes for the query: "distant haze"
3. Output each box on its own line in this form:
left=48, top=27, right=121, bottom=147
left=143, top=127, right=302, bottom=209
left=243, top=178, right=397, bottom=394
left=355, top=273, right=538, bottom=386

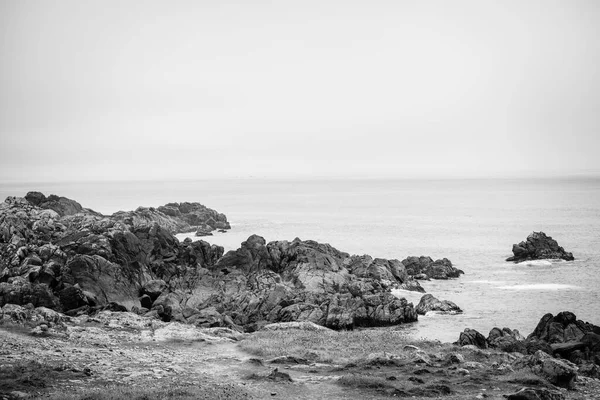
left=1, top=0, right=599, bottom=182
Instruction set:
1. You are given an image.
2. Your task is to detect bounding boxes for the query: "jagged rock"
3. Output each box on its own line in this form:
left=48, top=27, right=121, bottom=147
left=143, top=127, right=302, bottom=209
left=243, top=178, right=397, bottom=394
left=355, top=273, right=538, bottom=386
left=527, top=312, right=600, bottom=365
left=401, top=256, right=463, bottom=279
left=113, top=201, right=230, bottom=235
left=458, top=328, right=488, bottom=349
left=529, top=350, right=578, bottom=389
left=487, top=327, right=526, bottom=353
left=206, top=236, right=419, bottom=330
left=141, top=280, right=168, bottom=301
left=0, top=193, right=224, bottom=316
left=25, top=191, right=87, bottom=217
left=139, top=294, right=153, bottom=309
left=506, top=232, right=574, bottom=262
left=415, top=294, right=462, bottom=315
left=506, top=387, right=565, bottom=400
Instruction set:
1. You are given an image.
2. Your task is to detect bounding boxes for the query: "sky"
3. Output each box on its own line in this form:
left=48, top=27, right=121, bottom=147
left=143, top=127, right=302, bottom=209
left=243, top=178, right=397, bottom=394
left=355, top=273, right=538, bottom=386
left=1, top=0, right=599, bottom=182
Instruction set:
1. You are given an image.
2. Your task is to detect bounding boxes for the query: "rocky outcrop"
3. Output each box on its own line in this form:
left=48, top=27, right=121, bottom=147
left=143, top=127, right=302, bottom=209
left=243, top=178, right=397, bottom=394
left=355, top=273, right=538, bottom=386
left=201, top=236, right=419, bottom=330
left=506, top=232, right=574, bottom=262
left=24, top=191, right=94, bottom=217
left=401, top=256, right=463, bottom=279
left=112, top=201, right=230, bottom=235
left=528, top=311, right=600, bottom=366
left=0, top=194, right=224, bottom=315
left=415, top=294, right=462, bottom=315
left=0, top=193, right=428, bottom=332
left=459, top=311, right=600, bottom=385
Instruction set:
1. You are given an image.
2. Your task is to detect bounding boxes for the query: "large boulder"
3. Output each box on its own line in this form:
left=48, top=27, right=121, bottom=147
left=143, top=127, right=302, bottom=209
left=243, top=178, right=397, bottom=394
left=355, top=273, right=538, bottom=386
left=506, top=232, right=574, bottom=262
left=487, top=327, right=526, bottom=353
left=415, top=294, right=462, bottom=315
left=458, top=328, right=488, bottom=349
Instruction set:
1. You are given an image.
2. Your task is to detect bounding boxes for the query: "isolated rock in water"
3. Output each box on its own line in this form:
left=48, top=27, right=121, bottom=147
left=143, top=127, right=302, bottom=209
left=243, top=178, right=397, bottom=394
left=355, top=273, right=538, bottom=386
left=401, top=256, right=463, bottom=279
left=458, top=328, right=488, bottom=349
left=415, top=294, right=462, bottom=315
left=506, top=232, right=574, bottom=262
left=506, top=387, right=565, bottom=400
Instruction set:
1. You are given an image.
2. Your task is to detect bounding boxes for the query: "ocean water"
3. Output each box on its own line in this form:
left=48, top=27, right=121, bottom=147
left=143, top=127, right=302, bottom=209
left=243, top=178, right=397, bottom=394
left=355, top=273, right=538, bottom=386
left=1, top=178, right=599, bottom=342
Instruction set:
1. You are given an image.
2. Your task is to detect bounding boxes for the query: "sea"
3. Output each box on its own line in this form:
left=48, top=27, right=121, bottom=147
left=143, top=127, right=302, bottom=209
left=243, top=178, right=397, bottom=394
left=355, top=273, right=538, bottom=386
left=1, top=177, right=599, bottom=343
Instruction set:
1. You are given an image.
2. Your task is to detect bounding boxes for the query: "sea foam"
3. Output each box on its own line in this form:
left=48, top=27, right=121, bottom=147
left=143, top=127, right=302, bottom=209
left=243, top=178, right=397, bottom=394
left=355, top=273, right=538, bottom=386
left=496, top=283, right=578, bottom=291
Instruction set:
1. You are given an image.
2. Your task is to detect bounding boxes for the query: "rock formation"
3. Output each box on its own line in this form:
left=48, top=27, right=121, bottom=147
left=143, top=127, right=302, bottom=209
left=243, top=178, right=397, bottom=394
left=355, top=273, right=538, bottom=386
left=401, top=256, right=463, bottom=279
left=415, top=294, right=462, bottom=315
left=0, top=194, right=224, bottom=315
left=506, top=232, right=574, bottom=262
left=458, top=311, right=600, bottom=381
left=0, top=192, right=435, bottom=331
left=199, top=235, right=420, bottom=330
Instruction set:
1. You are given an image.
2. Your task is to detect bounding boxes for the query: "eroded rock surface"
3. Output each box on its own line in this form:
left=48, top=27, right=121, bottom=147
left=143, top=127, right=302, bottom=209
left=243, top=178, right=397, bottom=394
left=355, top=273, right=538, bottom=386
left=401, top=256, right=464, bottom=279
left=415, top=294, right=462, bottom=315
left=507, top=232, right=574, bottom=262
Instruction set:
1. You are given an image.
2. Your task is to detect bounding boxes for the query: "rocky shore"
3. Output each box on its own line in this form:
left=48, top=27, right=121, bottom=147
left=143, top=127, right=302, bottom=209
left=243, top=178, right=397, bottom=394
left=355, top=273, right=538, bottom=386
left=0, top=192, right=463, bottom=332
left=2, top=192, right=598, bottom=399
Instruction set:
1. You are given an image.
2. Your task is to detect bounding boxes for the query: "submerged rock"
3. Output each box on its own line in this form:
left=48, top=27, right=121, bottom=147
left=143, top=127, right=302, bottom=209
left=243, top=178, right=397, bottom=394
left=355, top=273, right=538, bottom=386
left=506, top=232, right=574, bottom=262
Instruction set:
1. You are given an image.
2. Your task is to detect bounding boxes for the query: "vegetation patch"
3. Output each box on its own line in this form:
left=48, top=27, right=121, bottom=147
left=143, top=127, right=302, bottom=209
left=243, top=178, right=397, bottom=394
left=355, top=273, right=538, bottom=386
left=0, top=360, right=90, bottom=397
left=239, top=328, right=441, bottom=364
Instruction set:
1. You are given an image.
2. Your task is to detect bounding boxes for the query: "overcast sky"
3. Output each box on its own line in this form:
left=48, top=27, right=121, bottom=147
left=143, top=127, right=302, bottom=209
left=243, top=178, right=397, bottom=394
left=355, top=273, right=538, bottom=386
left=1, top=0, right=599, bottom=182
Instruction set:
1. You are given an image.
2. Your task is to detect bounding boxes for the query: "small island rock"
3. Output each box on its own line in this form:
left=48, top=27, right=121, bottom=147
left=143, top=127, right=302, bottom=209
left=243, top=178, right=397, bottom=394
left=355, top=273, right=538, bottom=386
left=506, top=232, right=574, bottom=262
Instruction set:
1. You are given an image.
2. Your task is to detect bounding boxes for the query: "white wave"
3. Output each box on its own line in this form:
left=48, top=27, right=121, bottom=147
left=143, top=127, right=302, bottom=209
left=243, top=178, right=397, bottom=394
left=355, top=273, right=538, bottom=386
left=517, top=260, right=553, bottom=267
left=496, top=283, right=579, bottom=291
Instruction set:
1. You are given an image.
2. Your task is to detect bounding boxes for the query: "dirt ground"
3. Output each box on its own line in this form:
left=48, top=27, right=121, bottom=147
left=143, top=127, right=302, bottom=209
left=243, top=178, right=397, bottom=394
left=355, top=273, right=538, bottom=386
left=1, top=312, right=600, bottom=400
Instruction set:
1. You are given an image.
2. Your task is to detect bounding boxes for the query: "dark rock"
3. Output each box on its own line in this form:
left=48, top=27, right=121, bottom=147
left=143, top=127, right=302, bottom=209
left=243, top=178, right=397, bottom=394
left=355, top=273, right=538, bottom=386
left=141, top=280, right=168, bottom=301
left=506, top=232, right=574, bottom=262
left=401, top=256, right=463, bottom=279
left=206, top=236, right=419, bottom=329
left=415, top=294, right=461, bottom=315
left=139, top=294, right=153, bottom=309
left=58, top=285, right=88, bottom=311
left=528, top=312, right=600, bottom=345
left=487, top=327, right=526, bottom=353
left=458, top=328, right=488, bottom=349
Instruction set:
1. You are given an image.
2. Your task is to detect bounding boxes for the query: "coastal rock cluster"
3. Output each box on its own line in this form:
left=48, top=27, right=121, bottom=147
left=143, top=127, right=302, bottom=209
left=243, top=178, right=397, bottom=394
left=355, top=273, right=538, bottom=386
left=0, top=192, right=466, bottom=331
left=459, top=311, right=600, bottom=385
left=400, top=255, right=463, bottom=279
left=507, top=231, right=574, bottom=262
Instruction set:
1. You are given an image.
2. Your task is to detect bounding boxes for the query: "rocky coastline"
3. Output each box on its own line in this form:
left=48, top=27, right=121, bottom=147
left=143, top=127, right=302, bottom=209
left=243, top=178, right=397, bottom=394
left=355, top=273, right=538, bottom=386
left=1, top=192, right=598, bottom=399
left=0, top=192, right=464, bottom=331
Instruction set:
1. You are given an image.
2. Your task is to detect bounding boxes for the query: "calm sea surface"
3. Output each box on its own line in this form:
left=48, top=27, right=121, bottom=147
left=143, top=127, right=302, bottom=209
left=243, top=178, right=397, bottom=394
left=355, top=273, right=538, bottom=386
left=1, top=178, right=599, bottom=342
